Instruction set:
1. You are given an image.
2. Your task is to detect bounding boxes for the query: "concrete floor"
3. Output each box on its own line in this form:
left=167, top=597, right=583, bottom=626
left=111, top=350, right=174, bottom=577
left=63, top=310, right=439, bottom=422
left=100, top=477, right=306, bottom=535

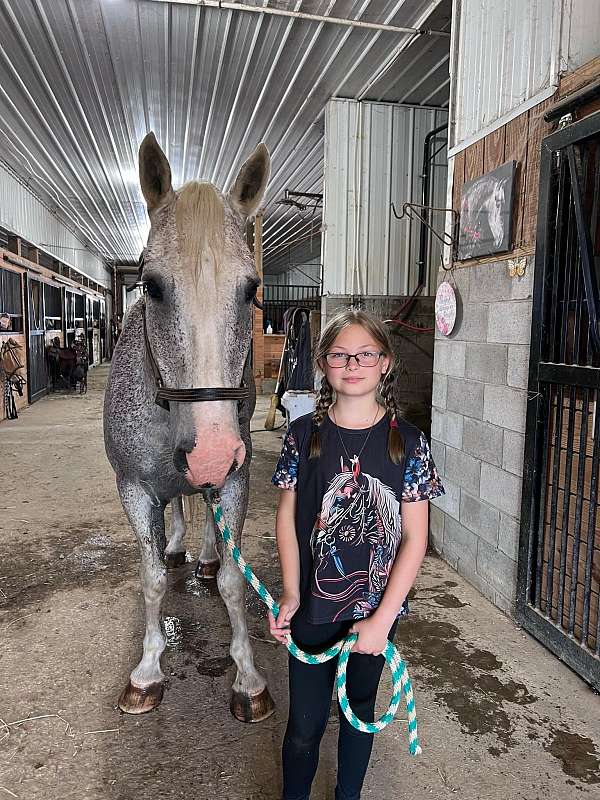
left=1, top=365, right=599, bottom=800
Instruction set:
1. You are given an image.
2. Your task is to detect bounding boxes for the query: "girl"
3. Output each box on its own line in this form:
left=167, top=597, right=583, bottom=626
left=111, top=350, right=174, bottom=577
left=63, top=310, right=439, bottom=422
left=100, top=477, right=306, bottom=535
left=269, top=308, right=444, bottom=800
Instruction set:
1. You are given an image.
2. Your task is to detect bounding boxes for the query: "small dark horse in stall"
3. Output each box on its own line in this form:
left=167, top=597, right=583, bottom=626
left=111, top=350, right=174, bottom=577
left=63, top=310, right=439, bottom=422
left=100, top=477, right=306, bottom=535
left=47, top=337, right=88, bottom=394
left=103, top=133, right=274, bottom=721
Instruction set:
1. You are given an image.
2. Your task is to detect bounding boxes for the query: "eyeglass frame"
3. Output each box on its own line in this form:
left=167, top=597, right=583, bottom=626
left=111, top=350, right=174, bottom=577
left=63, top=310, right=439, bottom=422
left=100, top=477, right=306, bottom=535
left=322, top=351, right=386, bottom=368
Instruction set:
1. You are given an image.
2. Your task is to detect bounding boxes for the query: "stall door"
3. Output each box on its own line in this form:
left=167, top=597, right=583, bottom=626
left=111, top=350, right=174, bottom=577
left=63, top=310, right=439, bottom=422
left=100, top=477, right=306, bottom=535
left=518, top=113, right=600, bottom=690
left=26, top=276, right=48, bottom=402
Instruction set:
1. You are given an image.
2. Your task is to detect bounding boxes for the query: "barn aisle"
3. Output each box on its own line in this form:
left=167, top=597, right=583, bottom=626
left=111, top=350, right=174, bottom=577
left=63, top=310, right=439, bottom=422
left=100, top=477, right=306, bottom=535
left=1, top=369, right=598, bottom=799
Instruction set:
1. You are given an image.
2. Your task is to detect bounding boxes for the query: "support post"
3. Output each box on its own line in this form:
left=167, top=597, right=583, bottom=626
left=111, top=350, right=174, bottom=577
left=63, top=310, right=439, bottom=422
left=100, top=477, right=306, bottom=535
left=252, top=212, right=264, bottom=393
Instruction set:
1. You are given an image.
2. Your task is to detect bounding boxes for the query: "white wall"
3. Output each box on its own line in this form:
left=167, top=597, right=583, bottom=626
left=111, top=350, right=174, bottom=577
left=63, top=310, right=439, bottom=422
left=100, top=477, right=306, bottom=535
left=0, top=161, right=109, bottom=287
left=322, top=99, right=448, bottom=298
left=450, top=0, right=600, bottom=154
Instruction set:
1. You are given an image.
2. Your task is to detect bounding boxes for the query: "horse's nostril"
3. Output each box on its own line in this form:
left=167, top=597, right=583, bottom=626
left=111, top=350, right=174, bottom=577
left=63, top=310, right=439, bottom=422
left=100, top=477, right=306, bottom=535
left=227, top=460, right=238, bottom=477
left=173, top=448, right=189, bottom=474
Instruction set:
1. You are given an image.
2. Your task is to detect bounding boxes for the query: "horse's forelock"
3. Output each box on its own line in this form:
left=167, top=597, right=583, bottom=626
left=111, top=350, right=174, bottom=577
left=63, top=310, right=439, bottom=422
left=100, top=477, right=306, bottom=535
left=175, top=182, right=226, bottom=273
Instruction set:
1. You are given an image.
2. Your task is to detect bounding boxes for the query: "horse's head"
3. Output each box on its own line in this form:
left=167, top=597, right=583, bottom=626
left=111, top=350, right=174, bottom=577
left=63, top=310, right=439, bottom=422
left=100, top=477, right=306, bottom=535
left=138, top=132, right=270, bottom=489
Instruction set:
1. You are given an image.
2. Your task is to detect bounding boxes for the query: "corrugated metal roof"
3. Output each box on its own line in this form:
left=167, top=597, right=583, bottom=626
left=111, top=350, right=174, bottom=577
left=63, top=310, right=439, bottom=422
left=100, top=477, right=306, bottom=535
left=0, top=160, right=108, bottom=285
left=0, top=0, right=451, bottom=272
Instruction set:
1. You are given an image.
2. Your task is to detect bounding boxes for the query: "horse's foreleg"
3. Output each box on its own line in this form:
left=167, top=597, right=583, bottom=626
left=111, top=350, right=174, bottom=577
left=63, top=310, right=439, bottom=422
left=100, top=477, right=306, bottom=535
left=118, top=480, right=167, bottom=714
left=165, top=495, right=187, bottom=569
left=216, top=470, right=275, bottom=723
left=196, top=504, right=220, bottom=579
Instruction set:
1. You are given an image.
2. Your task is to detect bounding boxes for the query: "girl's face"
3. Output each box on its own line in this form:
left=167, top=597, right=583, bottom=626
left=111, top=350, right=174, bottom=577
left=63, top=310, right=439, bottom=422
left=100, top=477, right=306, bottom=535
left=321, top=323, right=390, bottom=399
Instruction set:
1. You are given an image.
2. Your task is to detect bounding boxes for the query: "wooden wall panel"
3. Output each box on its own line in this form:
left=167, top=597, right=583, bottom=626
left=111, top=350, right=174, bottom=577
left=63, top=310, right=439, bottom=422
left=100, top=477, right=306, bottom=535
left=504, top=114, right=530, bottom=249
left=521, top=97, right=555, bottom=248
left=559, top=54, right=600, bottom=97
left=483, top=126, right=506, bottom=172
left=1, top=263, right=27, bottom=421
left=1, top=332, right=27, bottom=420
left=464, top=137, right=484, bottom=183
left=263, top=334, right=285, bottom=379
left=452, top=95, right=557, bottom=262
left=452, top=63, right=600, bottom=265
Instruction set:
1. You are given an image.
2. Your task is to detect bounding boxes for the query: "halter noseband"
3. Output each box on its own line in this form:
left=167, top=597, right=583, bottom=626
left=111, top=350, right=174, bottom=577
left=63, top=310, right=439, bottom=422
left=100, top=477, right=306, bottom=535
left=138, top=250, right=254, bottom=412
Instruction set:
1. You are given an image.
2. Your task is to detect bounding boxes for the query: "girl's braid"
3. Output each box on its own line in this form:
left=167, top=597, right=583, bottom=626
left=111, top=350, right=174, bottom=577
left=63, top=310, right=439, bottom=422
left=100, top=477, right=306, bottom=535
left=380, top=371, right=405, bottom=463
left=309, top=376, right=334, bottom=459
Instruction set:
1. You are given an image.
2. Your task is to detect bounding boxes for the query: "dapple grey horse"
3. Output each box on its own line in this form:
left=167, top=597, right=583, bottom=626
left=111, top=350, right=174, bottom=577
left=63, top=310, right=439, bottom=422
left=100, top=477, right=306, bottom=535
left=103, top=132, right=274, bottom=722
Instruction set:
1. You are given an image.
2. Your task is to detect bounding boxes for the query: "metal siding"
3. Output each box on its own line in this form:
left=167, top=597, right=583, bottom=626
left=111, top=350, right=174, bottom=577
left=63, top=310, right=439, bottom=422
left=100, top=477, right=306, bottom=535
left=453, top=0, right=558, bottom=148
left=322, top=98, right=448, bottom=297
left=0, top=162, right=109, bottom=286
left=562, top=0, right=600, bottom=74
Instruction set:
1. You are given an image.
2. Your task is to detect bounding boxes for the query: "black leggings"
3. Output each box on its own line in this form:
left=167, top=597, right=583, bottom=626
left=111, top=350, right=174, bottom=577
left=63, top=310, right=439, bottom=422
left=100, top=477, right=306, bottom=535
left=282, top=614, right=398, bottom=800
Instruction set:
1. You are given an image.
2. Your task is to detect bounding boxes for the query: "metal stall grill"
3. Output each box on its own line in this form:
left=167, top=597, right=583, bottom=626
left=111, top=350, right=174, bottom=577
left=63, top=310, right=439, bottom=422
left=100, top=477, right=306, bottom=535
left=518, top=113, right=600, bottom=689
left=263, top=284, right=320, bottom=334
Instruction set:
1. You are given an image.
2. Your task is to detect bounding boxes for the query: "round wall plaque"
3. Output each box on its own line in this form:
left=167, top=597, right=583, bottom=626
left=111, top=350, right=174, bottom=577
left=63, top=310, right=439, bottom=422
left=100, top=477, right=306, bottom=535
left=435, top=281, right=457, bottom=336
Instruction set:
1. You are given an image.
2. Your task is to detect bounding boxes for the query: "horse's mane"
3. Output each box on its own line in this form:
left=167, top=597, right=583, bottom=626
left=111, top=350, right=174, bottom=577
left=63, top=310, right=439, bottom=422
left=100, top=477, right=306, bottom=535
left=365, top=475, right=400, bottom=540
left=175, top=181, right=225, bottom=274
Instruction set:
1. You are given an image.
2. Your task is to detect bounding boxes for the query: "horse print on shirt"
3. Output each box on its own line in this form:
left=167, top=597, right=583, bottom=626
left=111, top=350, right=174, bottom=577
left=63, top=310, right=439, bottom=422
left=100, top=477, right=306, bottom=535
left=310, top=456, right=402, bottom=621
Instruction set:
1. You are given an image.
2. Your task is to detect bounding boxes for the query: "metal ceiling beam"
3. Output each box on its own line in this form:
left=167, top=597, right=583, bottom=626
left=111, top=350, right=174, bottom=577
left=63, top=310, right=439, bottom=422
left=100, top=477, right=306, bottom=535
left=398, top=53, right=450, bottom=103
left=146, top=0, right=451, bottom=37
left=218, top=0, right=308, bottom=189
left=354, top=0, right=448, bottom=100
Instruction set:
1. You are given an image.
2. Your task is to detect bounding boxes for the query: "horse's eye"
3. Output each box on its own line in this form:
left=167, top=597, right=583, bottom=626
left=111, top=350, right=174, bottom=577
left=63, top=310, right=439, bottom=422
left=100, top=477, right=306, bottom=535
left=244, top=278, right=260, bottom=303
left=144, top=279, right=163, bottom=301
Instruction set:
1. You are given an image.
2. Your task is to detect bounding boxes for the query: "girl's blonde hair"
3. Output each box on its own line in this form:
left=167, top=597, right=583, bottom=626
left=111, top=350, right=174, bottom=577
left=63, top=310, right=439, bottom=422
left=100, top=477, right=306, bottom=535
left=309, top=308, right=405, bottom=463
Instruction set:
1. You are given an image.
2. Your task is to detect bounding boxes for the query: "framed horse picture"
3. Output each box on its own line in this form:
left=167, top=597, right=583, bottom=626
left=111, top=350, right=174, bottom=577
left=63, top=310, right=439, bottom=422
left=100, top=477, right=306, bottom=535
left=457, top=160, right=516, bottom=260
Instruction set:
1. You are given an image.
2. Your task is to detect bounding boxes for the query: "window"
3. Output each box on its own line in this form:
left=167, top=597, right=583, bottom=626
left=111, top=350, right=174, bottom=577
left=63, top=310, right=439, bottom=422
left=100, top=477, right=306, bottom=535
left=0, top=268, right=24, bottom=333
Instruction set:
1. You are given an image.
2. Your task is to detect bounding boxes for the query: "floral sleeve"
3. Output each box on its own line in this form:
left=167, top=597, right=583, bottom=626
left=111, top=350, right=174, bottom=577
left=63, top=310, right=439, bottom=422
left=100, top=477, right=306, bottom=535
left=271, top=428, right=300, bottom=490
left=402, top=432, right=445, bottom=502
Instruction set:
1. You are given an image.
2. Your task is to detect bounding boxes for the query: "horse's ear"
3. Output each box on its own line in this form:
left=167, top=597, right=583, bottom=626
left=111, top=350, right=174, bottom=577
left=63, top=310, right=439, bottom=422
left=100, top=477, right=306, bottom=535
left=139, top=132, right=174, bottom=212
left=228, top=143, right=270, bottom=219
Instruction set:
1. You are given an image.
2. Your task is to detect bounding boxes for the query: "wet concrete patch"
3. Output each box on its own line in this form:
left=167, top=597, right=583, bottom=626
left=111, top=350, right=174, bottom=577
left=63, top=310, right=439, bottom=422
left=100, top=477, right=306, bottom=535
left=163, top=614, right=233, bottom=678
left=172, top=569, right=221, bottom=599
left=544, top=728, right=600, bottom=784
left=398, top=617, right=536, bottom=752
left=0, top=525, right=137, bottom=612
left=415, top=581, right=469, bottom=608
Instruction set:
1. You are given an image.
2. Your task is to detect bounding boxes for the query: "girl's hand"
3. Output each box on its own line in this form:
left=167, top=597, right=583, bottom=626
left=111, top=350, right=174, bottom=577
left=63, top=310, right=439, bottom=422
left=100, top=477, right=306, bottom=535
left=349, top=617, right=390, bottom=655
left=268, top=593, right=300, bottom=644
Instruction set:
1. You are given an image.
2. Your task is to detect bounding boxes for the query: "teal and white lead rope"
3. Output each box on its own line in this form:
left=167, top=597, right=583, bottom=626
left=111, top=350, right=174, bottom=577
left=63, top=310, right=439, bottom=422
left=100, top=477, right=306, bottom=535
left=210, top=498, right=422, bottom=756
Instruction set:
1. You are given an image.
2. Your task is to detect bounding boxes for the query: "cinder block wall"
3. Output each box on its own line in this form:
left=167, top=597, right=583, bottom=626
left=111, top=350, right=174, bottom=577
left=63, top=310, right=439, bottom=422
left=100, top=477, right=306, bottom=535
left=430, top=259, right=533, bottom=615
left=322, top=295, right=435, bottom=437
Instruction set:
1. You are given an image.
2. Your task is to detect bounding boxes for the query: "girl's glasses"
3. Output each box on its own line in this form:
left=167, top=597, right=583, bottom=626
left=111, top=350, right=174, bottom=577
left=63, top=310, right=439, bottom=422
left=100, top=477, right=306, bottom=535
left=324, top=351, right=384, bottom=368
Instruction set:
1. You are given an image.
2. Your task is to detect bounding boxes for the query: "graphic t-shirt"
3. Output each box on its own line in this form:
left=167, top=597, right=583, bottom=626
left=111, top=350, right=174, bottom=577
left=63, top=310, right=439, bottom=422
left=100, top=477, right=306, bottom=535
left=271, top=412, right=444, bottom=624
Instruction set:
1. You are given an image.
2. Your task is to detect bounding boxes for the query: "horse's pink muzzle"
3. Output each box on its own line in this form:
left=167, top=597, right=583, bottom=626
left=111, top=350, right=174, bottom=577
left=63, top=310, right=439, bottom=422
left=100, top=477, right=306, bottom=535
left=181, top=435, right=246, bottom=489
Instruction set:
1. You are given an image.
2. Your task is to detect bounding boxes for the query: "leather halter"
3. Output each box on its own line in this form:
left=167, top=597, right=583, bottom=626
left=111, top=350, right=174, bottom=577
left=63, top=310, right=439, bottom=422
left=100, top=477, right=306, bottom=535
left=138, top=250, right=253, bottom=412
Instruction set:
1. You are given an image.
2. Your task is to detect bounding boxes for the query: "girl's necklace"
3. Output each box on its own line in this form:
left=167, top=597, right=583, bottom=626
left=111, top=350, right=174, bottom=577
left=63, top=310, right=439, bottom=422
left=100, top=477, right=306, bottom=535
left=330, top=404, right=381, bottom=468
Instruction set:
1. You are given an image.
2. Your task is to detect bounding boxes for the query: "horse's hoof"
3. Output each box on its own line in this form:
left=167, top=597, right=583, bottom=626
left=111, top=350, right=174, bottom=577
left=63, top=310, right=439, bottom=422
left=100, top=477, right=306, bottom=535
left=195, top=559, right=220, bottom=580
left=166, top=551, right=187, bottom=570
left=230, top=686, right=275, bottom=723
left=118, top=680, right=164, bottom=714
